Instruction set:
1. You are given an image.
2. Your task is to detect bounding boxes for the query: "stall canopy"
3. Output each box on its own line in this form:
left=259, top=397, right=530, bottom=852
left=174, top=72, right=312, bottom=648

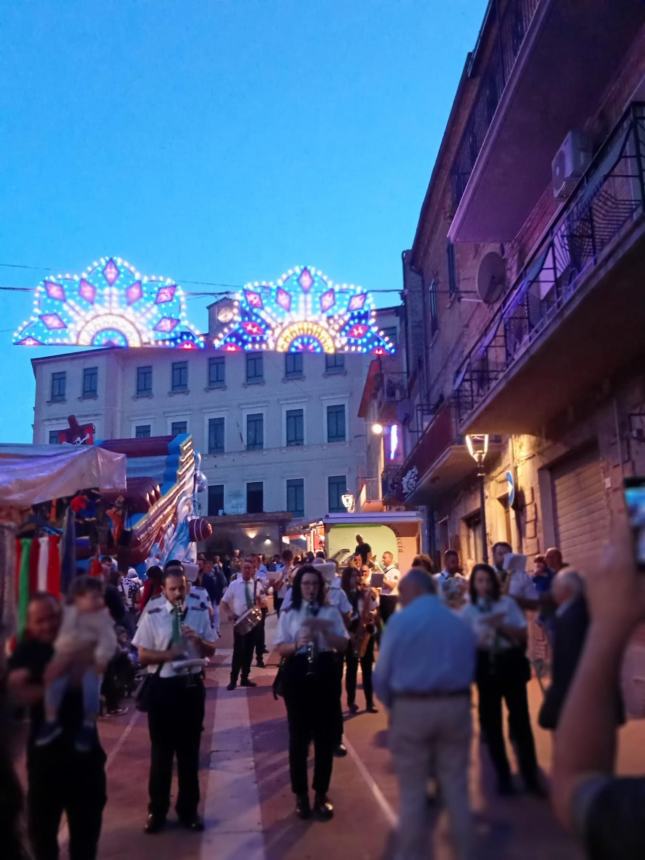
left=0, top=444, right=127, bottom=507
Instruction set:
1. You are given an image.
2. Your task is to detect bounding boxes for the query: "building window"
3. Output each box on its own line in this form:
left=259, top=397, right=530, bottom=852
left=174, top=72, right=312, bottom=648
left=208, top=484, right=224, bottom=516
left=246, top=413, right=264, bottom=450
left=284, top=353, right=303, bottom=378
left=325, top=354, right=345, bottom=374
left=171, top=420, right=187, bottom=436
left=247, top=481, right=264, bottom=514
left=245, top=352, right=264, bottom=383
left=286, top=478, right=305, bottom=517
left=208, top=356, right=226, bottom=387
left=50, top=372, right=66, bottom=402
left=208, top=417, right=225, bottom=454
left=82, top=367, right=98, bottom=397
left=428, top=278, right=439, bottom=335
left=135, top=424, right=151, bottom=438
left=326, top=404, right=346, bottom=442
left=328, top=475, right=347, bottom=513
left=286, top=409, right=304, bottom=447
left=447, top=241, right=458, bottom=298
left=171, top=361, right=188, bottom=392
left=136, top=365, right=153, bottom=397
left=48, top=430, right=61, bottom=445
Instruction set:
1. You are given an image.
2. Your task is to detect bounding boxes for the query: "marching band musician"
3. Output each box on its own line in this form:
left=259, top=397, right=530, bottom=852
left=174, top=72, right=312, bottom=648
left=341, top=566, right=379, bottom=714
left=274, top=565, right=349, bottom=821
left=220, top=558, right=265, bottom=690
left=132, top=564, right=216, bottom=834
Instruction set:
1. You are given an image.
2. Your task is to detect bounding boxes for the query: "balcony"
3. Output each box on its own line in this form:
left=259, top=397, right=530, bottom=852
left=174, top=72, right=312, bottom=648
left=454, top=103, right=645, bottom=433
left=449, top=0, right=644, bottom=242
left=399, top=400, right=503, bottom=504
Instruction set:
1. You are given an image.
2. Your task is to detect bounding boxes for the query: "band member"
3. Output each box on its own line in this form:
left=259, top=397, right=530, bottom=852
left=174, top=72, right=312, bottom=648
left=274, top=549, right=294, bottom=616
left=133, top=565, right=216, bottom=833
left=341, top=567, right=379, bottom=713
left=380, top=551, right=401, bottom=623
left=275, top=565, right=349, bottom=821
left=221, top=559, right=264, bottom=690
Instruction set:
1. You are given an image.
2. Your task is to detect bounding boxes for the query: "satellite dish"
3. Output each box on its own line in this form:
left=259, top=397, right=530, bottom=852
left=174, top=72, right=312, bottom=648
left=477, top=251, right=507, bottom=304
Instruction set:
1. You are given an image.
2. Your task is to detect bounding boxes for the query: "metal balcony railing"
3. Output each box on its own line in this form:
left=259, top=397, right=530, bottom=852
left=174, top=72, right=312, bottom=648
left=451, top=0, right=540, bottom=210
left=454, top=102, right=645, bottom=425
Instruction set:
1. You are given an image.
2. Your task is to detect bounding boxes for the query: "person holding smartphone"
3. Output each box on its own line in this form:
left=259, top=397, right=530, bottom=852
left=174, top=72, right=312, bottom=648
left=460, top=563, right=542, bottom=796
left=274, top=565, right=349, bottom=821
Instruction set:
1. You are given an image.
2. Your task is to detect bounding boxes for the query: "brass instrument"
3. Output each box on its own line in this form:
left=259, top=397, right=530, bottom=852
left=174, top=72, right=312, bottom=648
left=352, top=586, right=378, bottom=658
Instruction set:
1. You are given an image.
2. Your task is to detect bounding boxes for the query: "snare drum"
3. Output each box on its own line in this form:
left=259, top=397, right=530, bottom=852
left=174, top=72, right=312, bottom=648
left=234, top=606, right=263, bottom=636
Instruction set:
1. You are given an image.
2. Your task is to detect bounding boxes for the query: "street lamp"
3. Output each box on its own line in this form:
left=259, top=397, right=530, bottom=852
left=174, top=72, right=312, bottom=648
left=341, top=493, right=355, bottom=512
left=465, top=433, right=489, bottom=563
left=371, top=422, right=384, bottom=435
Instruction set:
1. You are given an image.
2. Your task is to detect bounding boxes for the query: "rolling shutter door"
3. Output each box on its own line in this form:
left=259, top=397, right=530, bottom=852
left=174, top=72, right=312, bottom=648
left=551, top=448, right=609, bottom=572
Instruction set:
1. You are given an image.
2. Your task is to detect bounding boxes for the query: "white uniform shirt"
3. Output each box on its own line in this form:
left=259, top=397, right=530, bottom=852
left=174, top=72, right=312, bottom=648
left=274, top=603, right=349, bottom=651
left=460, top=595, right=527, bottom=651
left=133, top=598, right=215, bottom=678
left=221, top=577, right=264, bottom=618
left=381, top=565, right=401, bottom=596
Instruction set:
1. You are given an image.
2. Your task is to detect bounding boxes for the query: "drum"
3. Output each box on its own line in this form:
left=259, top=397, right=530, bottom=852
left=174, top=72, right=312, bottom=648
left=234, top=606, right=263, bottom=636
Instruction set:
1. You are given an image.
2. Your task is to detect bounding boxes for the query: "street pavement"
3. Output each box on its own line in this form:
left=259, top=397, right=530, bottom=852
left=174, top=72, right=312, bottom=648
left=51, top=612, right=645, bottom=859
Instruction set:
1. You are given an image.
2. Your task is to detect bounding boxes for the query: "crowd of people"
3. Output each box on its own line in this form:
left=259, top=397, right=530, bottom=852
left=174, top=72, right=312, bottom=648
left=3, top=529, right=644, bottom=860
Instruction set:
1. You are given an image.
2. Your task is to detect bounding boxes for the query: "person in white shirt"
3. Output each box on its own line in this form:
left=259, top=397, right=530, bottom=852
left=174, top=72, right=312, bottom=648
left=434, top=549, right=469, bottom=609
left=274, top=549, right=294, bottom=616
left=274, top=565, right=349, bottom=821
left=380, top=551, right=401, bottom=623
left=221, top=560, right=265, bottom=690
left=133, top=566, right=216, bottom=833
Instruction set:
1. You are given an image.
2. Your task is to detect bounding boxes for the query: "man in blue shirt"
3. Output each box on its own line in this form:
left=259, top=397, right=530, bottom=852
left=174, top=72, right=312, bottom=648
left=374, top=568, right=476, bottom=860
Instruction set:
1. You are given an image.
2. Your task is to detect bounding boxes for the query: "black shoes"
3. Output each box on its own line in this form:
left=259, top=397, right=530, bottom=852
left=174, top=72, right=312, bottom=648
left=179, top=815, right=205, bottom=831
left=366, top=704, right=379, bottom=714
left=313, top=795, right=334, bottom=821
left=144, top=814, right=166, bottom=834
left=295, top=794, right=311, bottom=819
left=226, top=681, right=237, bottom=691
left=241, top=678, right=257, bottom=687
left=334, top=743, right=347, bottom=757
left=348, top=703, right=359, bottom=714
left=256, top=658, right=266, bottom=668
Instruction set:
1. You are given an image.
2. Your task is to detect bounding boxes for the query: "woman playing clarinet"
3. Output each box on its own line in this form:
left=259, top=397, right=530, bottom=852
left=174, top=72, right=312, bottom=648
left=274, top=565, right=349, bottom=821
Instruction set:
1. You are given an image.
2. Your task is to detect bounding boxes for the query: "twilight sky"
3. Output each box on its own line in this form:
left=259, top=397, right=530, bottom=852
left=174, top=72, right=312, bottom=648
left=0, top=0, right=486, bottom=442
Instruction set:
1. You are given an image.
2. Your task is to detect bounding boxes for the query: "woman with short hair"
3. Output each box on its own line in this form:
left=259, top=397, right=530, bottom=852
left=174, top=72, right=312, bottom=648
left=274, top=565, right=349, bottom=820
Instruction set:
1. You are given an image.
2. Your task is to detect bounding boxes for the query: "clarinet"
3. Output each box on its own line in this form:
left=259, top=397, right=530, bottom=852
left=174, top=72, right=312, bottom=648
left=305, top=600, right=320, bottom=676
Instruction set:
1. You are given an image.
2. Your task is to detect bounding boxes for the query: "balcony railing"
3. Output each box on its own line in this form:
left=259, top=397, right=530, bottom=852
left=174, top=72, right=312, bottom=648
left=454, top=102, right=645, bottom=426
left=451, top=0, right=540, bottom=210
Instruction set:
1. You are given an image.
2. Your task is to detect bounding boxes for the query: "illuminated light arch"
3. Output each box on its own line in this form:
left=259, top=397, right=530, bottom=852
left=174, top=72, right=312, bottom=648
left=274, top=321, right=336, bottom=353
left=213, top=265, right=395, bottom=355
left=14, top=257, right=203, bottom=349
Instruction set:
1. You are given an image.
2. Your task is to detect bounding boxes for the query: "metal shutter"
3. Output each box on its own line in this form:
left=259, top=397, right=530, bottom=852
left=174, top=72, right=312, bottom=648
left=551, top=448, right=609, bottom=572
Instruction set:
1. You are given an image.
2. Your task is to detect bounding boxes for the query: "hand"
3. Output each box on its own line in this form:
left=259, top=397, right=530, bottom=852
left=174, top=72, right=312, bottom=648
left=296, top=628, right=313, bottom=649
left=167, top=643, right=186, bottom=660
left=181, top=624, right=200, bottom=644
left=584, top=523, right=645, bottom=636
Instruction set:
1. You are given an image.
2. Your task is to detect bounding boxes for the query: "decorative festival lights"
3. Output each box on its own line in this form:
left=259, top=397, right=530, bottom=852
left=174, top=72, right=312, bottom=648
left=14, top=257, right=204, bottom=349
left=212, top=266, right=396, bottom=355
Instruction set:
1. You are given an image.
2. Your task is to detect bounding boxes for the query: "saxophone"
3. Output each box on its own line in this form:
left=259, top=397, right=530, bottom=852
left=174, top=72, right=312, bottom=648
left=305, top=600, right=320, bottom=675
left=353, top=586, right=377, bottom=658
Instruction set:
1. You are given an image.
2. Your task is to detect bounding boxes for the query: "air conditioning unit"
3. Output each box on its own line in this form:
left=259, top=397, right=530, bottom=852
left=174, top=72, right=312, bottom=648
left=552, top=130, right=592, bottom=199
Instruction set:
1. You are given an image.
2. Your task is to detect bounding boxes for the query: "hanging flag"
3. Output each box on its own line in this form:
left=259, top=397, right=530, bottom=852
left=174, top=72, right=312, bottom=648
left=37, top=536, right=49, bottom=592
left=17, top=537, right=31, bottom=636
left=60, top=506, right=76, bottom=596
left=48, top=535, right=61, bottom=596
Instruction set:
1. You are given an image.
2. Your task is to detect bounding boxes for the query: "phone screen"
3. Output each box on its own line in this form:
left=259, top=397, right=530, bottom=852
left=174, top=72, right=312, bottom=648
left=624, top=477, right=645, bottom=570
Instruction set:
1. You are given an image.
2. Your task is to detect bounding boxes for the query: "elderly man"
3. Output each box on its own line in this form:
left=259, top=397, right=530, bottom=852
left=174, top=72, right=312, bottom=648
left=8, top=592, right=108, bottom=860
left=374, top=568, right=476, bottom=860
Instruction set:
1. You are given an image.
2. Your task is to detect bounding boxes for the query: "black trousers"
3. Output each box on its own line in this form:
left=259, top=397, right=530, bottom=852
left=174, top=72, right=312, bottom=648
left=274, top=596, right=283, bottom=617
left=231, top=628, right=256, bottom=683
left=379, top=594, right=398, bottom=624
left=345, top=635, right=375, bottom=708
left=255, top=608, right=268, bottom=660
left=28, top=743, right=106, bottom=860
left=283, top=654, right=339, bottom=796
left=147, top=675, right=205, bottom=820
left=476, top=650, right=539, bottom=788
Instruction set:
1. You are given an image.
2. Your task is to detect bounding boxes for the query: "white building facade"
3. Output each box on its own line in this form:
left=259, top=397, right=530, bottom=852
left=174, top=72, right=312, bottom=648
left=31, top=307, right=399, bottom=524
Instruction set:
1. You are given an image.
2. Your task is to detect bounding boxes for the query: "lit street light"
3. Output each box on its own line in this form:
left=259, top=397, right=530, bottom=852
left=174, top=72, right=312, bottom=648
left=465, top=433, right=490, bottom=563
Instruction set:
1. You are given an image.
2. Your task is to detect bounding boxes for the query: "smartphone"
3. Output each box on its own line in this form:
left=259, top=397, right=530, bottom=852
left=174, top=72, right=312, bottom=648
left=624, top=477, right=645, bottom=570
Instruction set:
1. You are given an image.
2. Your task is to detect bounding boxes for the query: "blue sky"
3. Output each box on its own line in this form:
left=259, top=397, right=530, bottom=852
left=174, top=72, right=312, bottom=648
left=0, top=0, right=486, bottom=442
